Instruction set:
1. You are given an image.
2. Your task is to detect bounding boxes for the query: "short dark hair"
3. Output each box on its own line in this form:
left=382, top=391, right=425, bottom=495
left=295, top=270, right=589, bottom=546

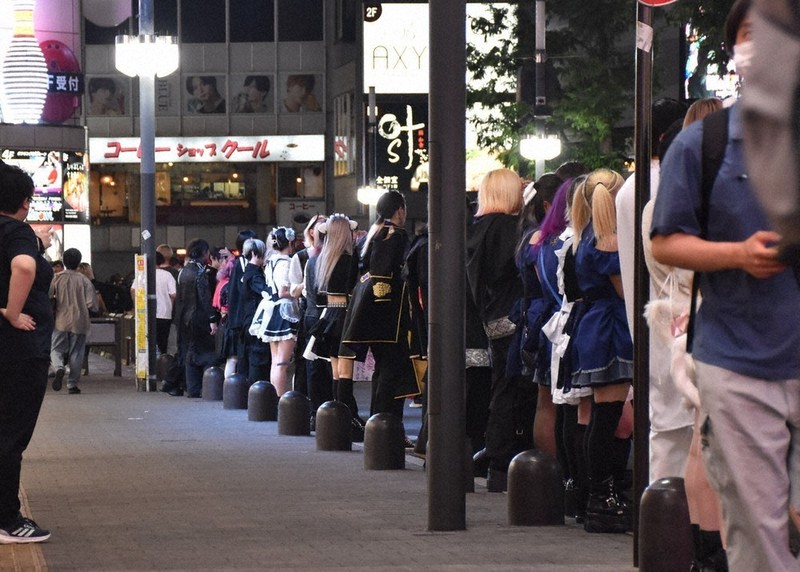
left=186, top=238, right=210, bottom=261
left=725, top=0, right=753, bottom=56
left=63, top=248, right=82, bottom=270
left=186, top=76, right=218, bottom=94
left=236, top=229, right=257, bottom=252
left=155, top=251, right=165, bottom=266
left=245, top=75, right=270, bottom=93
left=287, top=74, right=315, bottom=92
left=652, top=98, right=687, bottom=152
left=0, top=162, right=34, bottom=214
left=89, top=77, right=117, bottom=96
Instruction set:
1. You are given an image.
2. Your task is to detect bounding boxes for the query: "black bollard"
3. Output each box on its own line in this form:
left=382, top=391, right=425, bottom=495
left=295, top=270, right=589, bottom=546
left=508, top=449, right=565, bottom=526
left=247, top=380, right=278, bottom=421
left=277, top=390, right=311, bottom=435
left=639, top=477, right=694, bottom=572
left=202, top=366, right=224, bottom=401
left=363, top=413, right=405, bottom=470
left=315, top=401, right=353, bottom=451
left=223, top=373, right=249, bottom=410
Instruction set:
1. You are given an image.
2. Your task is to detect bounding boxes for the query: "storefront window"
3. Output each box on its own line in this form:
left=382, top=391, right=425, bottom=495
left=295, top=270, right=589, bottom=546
left=181, top=0, right=226, bottom=43
left=90, top=163, right=266, bottom=225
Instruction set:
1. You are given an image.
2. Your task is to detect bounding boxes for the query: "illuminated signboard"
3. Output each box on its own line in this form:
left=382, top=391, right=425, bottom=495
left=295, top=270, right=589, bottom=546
left=0, top=149, right=89, bottom=223
left=89, top=135, right=325, bottom=164
left=363, top=3, right=429, bottom=94
left=373, top=94, right=428, bottom=194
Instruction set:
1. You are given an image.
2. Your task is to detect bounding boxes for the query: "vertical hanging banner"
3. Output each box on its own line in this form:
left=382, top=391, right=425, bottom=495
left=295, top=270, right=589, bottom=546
left=134, top=254, right=148, bottom=381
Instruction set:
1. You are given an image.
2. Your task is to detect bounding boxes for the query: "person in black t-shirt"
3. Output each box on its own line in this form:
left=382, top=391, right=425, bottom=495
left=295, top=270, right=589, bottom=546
left=0, top=162, right=54, bottom=544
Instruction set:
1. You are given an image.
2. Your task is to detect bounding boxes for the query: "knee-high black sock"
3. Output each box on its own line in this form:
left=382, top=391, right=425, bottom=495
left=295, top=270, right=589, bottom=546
left=586, top=400, right=624, bottom=489
left=337, top=378, right=360, bottom=420
left=561, top=404, right=578, bottom=482
left=612, top=436, right=632, bottom=486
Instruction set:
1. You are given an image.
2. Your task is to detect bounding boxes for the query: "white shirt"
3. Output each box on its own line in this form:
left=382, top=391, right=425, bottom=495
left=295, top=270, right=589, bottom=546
left=155, top=267, right=177, bottom=319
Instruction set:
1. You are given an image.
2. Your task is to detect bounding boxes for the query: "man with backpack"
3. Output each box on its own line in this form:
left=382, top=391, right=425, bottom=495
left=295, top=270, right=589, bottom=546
left=651, top=1, right=800, bottom=570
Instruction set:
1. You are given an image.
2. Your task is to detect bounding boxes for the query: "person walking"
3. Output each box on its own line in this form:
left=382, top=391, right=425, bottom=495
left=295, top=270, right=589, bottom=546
left=49, top=248, right=99, bottom=394
left=0, top=162, right=54, bottom=543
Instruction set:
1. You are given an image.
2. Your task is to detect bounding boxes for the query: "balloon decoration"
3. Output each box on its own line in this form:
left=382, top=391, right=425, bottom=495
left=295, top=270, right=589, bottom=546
left=40, top=39, right=81, bottom=124
left=82, top=0, right=131, bottom=28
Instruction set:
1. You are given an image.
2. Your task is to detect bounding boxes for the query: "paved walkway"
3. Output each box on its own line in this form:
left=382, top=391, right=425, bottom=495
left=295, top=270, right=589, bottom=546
left=3, top=353, right=633, bottom=571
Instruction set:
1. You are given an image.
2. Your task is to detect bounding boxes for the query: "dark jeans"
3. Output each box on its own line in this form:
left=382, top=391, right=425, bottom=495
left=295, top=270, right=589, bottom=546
left=242, top=332, right=270, bottom=385
left=156, top=319, right=171, bottom=355
left=0, top=358, right=48, bottom=527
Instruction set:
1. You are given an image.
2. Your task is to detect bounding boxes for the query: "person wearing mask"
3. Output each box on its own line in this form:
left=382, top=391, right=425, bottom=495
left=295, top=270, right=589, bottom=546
left=653, top=2, right=800, bottom=568
left=0, top=162, right=54, bottom=543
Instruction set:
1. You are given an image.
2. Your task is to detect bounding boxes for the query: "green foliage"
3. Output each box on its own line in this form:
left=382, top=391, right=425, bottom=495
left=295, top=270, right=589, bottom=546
left=465, top=0, right=736, bottom=174
left=466, top=0, right=636, bottom=175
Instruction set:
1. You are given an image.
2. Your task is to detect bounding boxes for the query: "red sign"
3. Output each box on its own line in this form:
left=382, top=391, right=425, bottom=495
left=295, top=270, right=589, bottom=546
left=638, top=0, right=677, bottom=5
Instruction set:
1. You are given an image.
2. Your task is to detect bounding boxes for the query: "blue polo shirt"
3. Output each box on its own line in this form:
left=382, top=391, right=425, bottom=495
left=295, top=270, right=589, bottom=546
left=651, top=104, right=800, bottom=381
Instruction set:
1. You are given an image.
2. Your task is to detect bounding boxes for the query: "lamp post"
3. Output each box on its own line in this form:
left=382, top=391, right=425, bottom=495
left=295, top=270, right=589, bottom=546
left=115, top=1, right=179, bottom=390
left=519, top=0, right=560, bottom=180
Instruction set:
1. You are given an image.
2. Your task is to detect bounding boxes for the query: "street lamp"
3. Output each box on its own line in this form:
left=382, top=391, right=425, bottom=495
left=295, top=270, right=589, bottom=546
left=519, top=134, right=562, bottom=162
left=115, top=1, right=179, bottom=390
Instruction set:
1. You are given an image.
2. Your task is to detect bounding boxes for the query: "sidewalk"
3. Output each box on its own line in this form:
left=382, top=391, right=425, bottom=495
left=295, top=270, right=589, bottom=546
left=3, top=353, right=633, bottom=571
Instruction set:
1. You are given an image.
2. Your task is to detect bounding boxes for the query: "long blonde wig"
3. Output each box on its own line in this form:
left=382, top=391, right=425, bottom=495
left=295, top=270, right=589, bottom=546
left=571, top=168, right=624, bottom=253
left=315, top=214, right=354, bottom=292
left=475, top=168, right=523, bottom=216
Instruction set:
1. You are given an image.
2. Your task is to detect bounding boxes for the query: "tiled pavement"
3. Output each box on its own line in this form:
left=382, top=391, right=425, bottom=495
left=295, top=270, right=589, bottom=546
left=2, top=353, right=633, bottom=571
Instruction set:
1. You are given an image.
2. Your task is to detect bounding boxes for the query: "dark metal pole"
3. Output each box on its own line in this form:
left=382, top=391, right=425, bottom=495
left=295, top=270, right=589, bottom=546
left=427, top=0, right=467, bottom=531
left=139, top=0, right=157, bottom=391
left=632, top=3, right=653, bottom=566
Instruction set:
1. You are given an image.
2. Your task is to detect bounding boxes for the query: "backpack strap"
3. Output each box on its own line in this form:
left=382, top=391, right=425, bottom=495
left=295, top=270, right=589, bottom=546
left=687, top=107, right=730, bottom=352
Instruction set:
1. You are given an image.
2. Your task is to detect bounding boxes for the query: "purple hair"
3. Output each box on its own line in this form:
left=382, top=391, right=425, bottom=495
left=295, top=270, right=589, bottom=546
left=531, top=178, right=571, bottom=256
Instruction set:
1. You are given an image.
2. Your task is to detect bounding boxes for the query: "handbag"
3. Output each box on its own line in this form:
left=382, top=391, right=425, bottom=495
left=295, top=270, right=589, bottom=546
left=484, top=315, right=516, bottom=340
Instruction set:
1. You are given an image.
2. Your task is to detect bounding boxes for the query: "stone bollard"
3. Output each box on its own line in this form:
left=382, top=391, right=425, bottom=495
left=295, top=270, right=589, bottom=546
left=508, top=449, right=564, bottom=526
left=223, top=373, right=249, bottom=410
left=364, top=413, right=405, bottom=470
left=202, top=366, right=224, bottom=401
left=247, top=380, right=278, bottom=421
left=639, top=477, right=694, bottom=572
left=278, top=390, right=311, bottom=435
left=315, top=401, right=352, bottom=451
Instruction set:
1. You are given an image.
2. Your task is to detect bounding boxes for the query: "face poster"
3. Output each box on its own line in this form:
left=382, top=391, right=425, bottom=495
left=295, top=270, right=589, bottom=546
left=0, top=150, right=65, bottom=223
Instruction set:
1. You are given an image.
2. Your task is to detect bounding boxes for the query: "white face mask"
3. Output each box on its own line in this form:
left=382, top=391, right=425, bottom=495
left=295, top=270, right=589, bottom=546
left=732, top=40, right=754, bottom=81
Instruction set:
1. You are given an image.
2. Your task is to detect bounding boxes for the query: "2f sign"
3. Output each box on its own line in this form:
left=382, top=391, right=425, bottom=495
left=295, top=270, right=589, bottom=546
left=364, top=4, right=382, bottom=22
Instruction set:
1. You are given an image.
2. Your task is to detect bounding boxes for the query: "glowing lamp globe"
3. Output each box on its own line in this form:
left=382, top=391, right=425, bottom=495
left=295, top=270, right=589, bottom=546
left=0, top=0, right=49, bottom=124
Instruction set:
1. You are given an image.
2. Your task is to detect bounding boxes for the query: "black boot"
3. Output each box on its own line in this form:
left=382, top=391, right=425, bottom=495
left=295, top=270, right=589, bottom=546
left=584, top=476, right=630, bottom=533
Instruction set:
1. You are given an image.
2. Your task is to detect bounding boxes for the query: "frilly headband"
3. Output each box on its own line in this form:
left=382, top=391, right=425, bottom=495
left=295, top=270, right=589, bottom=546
left=316, top=213, right=358, bottom=235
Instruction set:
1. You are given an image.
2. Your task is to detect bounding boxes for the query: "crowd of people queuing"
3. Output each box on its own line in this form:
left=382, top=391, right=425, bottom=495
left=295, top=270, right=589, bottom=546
left=156, top=192, right=423, bottom=447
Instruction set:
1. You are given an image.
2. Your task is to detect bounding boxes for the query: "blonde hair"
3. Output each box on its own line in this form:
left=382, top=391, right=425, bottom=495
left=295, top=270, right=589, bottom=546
left=475, top=168, right=523, bottom=216
left=683, top=97, right=723, bottom=129
left=571, top=168, right=624, bottom=253
left=315, top=215, right=354, bottom=292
